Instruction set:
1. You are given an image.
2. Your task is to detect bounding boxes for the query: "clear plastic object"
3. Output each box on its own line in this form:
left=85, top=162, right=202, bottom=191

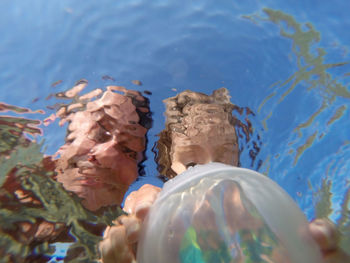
left=137, top=163, right=323, bottom=263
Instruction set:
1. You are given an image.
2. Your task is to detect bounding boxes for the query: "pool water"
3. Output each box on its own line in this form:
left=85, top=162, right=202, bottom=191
left=0, top=0, right=349, bottom=261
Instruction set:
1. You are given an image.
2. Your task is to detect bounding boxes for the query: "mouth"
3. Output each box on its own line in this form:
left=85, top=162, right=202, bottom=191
left=87, top=154, right=101, bottom=166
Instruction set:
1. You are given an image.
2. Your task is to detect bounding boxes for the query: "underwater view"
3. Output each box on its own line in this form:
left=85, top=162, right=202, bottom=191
left=0, top=0, right=349, bottom=262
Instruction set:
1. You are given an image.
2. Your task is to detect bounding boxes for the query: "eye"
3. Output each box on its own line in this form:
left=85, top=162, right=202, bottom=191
left=119, top=145, right=138, bottom=160
left=185, top=162, right=197, bottom=168
left=126, top=151, right=137, bottom=160
left=95, top=130, right=112, bottom=143
left=91, top=123, right=112, bottom=143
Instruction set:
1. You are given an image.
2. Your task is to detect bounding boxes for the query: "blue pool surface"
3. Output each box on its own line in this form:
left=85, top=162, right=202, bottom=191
left=0, top=0, right=349, bottom=261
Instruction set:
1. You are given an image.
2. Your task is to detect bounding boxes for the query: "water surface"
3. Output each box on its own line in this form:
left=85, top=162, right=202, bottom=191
left=0, top=0, right=349, bottom=261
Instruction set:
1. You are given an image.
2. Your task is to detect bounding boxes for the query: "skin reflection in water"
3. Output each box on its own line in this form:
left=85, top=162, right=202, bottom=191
left=53, top=83, right=151, bottom=211
left=156, top=88, right=240, bottom=178
left=100, top=84, right=350, bottom=262
left=0, top=82, right=153, bottom=261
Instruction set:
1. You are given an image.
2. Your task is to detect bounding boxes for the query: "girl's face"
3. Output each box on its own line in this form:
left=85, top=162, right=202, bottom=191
left=170, top=133, right=239, bottom=175
left=170, top=139, right=239, bottom=175
left=169, top=103, right=239, bottom=175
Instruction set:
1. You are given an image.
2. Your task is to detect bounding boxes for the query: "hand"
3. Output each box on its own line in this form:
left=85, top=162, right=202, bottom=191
left=99, top=184, right=161, bottom=263
left=309, top=218, right=350, bottom=263
left=123, top=184, right=161, bottom=221
left=100, top=184, right=350, bottom=263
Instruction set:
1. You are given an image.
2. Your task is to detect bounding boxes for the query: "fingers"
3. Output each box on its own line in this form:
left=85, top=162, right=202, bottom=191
left=99, top=225, right=135, bottom=263
left=124, top=184, right=161, bottom=220
left=100, top=216, right=141, bottom=263
left=118, top=215, right=141, bottom=244
left=99, top=185, right=161, bottom=263
left=309, top=218, right=339, bottom=252
left=309, top=218, right=350, bottom=263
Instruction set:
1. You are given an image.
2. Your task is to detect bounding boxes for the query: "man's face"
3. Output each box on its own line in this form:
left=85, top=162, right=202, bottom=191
left=56, top=90, right=148, bottom=211
left=86, top=118, right=146, bottom=186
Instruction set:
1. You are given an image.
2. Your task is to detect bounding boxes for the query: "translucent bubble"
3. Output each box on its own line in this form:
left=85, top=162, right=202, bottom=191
left=137, top=163, right=322, bottom=263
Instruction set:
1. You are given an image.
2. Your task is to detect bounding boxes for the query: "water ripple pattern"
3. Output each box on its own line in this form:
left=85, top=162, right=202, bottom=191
left=0, top=0, right=350, bottom=259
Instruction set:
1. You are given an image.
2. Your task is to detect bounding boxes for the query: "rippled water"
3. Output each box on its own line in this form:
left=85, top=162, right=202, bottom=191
left=1, top=0, right=349, bottom=261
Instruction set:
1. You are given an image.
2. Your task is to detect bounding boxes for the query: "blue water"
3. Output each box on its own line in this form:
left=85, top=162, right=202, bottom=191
left=1, top=0, right=349, bottom=260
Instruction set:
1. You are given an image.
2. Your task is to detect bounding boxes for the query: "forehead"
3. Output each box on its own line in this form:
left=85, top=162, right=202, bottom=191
left=183, top=103, right=226, bottom=114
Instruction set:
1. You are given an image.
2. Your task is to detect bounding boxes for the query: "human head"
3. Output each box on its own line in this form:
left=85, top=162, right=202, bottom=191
left=55, top=84, right=151, bottom=211
left=156, top=88, right=239, bottom=179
